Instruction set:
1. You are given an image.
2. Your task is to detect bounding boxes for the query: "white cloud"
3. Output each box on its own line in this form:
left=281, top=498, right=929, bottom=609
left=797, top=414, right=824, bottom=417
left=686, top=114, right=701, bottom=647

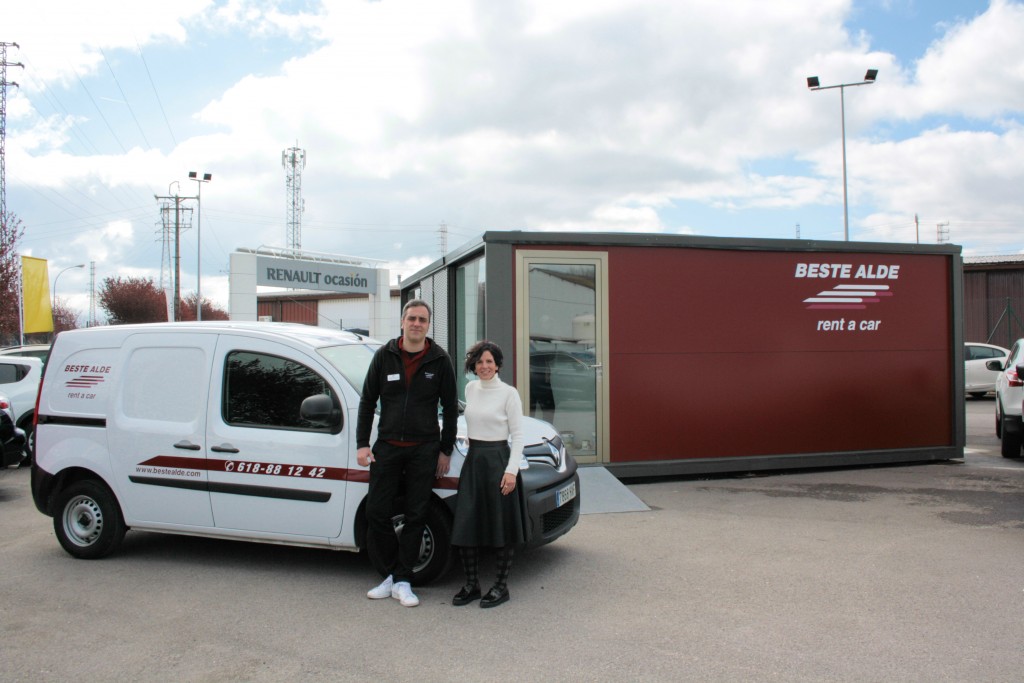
left=912, top=0, right=1024, bottom=117
left=3, top=0, right=1023, bottom=318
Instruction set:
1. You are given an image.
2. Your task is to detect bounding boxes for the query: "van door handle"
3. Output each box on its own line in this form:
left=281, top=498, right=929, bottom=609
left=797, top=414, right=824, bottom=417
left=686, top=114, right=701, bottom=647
left=211, top=444, right=240, bottom=454
left=174, top=440, right=201, bottom=451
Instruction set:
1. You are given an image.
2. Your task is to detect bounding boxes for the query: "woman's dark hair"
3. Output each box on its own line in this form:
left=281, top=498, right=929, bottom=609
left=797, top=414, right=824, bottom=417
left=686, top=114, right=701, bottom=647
left=464, top=340, right=504, bottom=375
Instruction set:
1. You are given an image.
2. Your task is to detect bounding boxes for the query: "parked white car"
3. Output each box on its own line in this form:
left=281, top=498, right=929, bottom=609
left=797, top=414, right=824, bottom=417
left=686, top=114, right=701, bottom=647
left=965, top=342, right=1010, bottom=398
left=987, top=338, right=1024, bottom=458
left=0, top=356, right=43, bottom=458
left=0, top=344, right=52, bottom=365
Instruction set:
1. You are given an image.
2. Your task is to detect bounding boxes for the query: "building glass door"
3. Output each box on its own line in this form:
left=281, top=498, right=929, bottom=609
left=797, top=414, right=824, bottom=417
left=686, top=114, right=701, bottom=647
left=516, top=251, right=608, bottom=464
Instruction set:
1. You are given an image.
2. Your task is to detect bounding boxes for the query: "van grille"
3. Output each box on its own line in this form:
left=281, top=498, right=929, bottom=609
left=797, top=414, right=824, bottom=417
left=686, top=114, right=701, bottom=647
left=542, top=499, right=576, bottom=533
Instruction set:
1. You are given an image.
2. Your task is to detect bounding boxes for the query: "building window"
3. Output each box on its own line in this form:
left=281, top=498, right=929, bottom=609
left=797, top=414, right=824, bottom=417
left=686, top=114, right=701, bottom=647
left=454, top=254, right=486, bottom=397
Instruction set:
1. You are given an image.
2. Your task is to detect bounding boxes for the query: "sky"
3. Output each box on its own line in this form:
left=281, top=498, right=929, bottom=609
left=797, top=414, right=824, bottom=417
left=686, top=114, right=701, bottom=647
left=3, top=0, right=1022, bottom=321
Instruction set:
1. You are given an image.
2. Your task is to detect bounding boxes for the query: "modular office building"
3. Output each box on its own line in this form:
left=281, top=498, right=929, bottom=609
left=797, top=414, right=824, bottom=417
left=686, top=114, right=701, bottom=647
left=400, top=231, right=965, bottom=477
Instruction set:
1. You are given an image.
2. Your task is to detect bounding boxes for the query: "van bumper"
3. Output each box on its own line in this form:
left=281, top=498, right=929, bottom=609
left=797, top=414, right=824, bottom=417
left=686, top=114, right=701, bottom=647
left=519, top=455, right=581, bottom=548
left=31, top=463, right=57, bottom=516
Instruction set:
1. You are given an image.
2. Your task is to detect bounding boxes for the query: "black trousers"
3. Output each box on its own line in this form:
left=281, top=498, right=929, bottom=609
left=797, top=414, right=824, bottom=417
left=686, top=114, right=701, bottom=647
left=366, top=440, right=439, bottom=585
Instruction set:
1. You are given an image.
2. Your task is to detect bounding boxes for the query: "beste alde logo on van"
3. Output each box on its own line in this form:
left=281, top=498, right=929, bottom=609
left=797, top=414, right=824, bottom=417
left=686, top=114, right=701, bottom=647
left=63, top=363, right=111, bottom=388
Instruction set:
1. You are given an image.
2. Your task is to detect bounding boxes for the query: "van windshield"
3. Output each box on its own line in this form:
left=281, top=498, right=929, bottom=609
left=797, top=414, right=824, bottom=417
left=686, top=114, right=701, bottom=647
left=316, top=343, right=381, bottom=395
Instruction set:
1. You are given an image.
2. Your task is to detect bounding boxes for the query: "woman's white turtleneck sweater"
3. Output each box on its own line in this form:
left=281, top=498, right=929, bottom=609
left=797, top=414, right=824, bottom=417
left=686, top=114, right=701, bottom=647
left=464, top=374, right=524, bottom=475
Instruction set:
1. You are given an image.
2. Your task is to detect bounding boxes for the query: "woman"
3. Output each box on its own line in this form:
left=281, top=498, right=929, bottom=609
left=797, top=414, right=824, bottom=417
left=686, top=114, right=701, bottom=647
left=450, top=340, right=525, bottom=608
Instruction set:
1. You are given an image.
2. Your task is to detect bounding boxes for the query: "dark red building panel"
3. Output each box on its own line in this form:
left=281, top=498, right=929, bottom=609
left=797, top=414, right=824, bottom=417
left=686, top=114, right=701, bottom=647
left=257, top=299, right=317, bottom=325
left=608, top=247, right=954, bottom=461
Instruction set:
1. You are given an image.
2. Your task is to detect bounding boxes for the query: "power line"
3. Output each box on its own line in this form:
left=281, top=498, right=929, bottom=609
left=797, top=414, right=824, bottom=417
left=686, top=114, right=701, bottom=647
left=75, top=70, right=127, bottom=153
left=99, top=47, right=151, bottom=150
left=135, top=40, right=176, bottom=147
left=16, top=55, right=103, bottom=156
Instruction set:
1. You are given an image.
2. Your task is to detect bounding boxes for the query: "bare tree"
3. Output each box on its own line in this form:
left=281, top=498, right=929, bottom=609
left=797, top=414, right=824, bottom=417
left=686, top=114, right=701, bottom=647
left=0, top=211, right=25, bottom=345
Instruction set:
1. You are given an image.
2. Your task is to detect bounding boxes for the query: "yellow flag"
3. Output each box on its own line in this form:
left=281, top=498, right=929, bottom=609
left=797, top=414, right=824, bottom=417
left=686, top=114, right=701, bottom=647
left=22, top=256, right=54, bottom=334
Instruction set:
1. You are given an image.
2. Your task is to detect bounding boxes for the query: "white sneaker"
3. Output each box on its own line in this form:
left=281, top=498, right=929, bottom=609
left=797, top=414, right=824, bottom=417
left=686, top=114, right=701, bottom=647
left=391, top=581, right=419, bottom=607
left=367, top=575, right=394, bottom=599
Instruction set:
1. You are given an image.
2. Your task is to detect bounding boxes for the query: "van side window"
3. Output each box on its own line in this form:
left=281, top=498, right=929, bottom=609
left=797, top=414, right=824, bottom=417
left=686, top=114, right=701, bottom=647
left=223, top=351, right=336, bottom=431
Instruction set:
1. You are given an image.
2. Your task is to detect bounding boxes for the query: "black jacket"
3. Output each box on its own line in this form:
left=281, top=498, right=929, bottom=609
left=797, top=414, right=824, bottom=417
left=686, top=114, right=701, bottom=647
left=355, top=336, right=458, bottom=455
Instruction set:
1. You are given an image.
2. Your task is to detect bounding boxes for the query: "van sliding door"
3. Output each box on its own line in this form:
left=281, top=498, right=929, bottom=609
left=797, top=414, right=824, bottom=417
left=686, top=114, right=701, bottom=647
left=109, top=333, right=217, bottom=527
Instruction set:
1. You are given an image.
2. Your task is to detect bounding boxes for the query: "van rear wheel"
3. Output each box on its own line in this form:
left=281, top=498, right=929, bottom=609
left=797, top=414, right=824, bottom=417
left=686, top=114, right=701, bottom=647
left=367, top=499, right=452, bottom=586
left=53, top=481, right=126, bottom=559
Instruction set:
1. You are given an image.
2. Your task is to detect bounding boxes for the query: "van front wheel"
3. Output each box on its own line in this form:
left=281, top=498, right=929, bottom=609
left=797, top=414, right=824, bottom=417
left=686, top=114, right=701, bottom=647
left=53, top=481, right=126, bottom=559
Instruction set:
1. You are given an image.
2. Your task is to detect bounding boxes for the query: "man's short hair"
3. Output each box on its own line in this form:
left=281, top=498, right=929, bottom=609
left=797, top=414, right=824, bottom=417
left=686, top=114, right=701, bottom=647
left=402, top=299, right=431, bottom=320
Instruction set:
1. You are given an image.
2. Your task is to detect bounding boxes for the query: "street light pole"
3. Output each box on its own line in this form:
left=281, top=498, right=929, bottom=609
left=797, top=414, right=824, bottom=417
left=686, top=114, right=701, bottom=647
left=52, top=263, right=85, bottom=309
left=807, top=69, right=878, bottom=241
left=188, top=171, right=212, bottom=321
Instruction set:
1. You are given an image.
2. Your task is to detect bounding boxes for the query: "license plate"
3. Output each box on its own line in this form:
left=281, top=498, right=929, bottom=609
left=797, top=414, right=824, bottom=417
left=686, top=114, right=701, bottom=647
left=555, top=480, right=577, bottom=506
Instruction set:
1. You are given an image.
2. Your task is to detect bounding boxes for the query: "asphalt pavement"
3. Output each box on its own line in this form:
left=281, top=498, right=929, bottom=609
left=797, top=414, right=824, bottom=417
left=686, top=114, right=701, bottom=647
left=1, top=397, right=1021, bottom=682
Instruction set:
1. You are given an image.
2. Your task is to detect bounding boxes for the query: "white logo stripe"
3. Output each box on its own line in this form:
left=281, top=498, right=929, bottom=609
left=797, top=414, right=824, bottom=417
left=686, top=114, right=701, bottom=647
left=834, top=284, right=890, bottom=290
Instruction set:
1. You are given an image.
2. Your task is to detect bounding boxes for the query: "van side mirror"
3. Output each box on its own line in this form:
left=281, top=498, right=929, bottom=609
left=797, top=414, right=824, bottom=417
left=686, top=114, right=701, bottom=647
left=300, top=394, right=342, bottom=430
left=985, top=359, right=1005, bottom=372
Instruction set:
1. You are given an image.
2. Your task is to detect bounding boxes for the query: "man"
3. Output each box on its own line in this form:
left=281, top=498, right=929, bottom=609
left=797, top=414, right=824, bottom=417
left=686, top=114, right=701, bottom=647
left=356, top=299, right=458, bottom=607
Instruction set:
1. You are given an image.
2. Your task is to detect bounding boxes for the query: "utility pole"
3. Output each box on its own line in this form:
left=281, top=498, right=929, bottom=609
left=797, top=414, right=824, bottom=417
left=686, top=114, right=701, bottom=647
left=155, top=189, right=195, bottom=321
left=914, top=213, right=919, bottom=244
left=438, top=222, right=448, bottom=256
left=937, top=221, right=949, bottom=243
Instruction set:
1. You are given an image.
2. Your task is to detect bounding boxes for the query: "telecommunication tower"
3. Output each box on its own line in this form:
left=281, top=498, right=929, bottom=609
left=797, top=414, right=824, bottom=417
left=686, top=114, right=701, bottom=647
left=282, top=145, right=306, bottom=251
left=1, top=42, right=23, bottom=225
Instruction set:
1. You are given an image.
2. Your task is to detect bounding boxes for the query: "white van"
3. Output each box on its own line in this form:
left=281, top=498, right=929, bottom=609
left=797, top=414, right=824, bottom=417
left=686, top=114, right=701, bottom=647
left=31, top=322, right=580, bottom=584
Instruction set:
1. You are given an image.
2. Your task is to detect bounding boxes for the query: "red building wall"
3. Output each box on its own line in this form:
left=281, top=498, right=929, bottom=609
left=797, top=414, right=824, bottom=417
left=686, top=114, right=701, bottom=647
left=607, top=247, right=954, bottom=462
left=257, top=299, right=318, bottom=325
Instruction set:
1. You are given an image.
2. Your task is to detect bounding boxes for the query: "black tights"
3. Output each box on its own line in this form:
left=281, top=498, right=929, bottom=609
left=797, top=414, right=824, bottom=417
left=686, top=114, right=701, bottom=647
left=459, top=546, right=515, bottom=591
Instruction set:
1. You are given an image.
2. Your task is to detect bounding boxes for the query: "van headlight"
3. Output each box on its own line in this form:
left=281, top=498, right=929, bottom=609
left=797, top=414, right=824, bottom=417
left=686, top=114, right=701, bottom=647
left=457, top=435, right=533, bottom=470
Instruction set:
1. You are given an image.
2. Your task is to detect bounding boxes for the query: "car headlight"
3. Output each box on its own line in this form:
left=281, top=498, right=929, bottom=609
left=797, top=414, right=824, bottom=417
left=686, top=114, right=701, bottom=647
left=455, top=435, right=532, bottom=469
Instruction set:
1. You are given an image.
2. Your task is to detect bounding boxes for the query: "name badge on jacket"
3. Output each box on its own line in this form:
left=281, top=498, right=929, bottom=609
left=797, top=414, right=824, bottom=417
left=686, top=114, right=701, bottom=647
left=387, top=373, right=401, bottom=381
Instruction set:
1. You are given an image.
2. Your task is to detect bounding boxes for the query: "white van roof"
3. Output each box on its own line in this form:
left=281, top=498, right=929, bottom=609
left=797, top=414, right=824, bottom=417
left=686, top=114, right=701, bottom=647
left=57, top=322, right=378, bottom=351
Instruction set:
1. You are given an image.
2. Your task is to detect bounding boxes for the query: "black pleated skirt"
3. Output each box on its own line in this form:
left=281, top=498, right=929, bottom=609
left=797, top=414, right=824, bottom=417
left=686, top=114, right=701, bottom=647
left=451, top=440, right=525, bottom=548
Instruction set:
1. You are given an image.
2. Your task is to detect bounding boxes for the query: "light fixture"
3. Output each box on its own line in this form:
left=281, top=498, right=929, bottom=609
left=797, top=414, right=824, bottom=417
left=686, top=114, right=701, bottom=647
left=805, top=69, right=879, bottom=240
left=53, top=263, right=85, bottom=309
